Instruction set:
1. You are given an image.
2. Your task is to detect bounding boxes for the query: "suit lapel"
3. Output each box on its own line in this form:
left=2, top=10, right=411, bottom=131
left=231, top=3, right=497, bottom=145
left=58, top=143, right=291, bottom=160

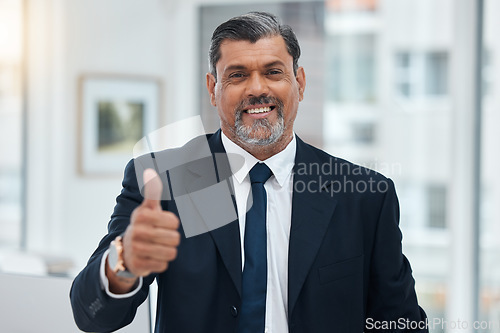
left=183, top=130, right=242, bottom=296
left=288, top=137, right=338, bottom=317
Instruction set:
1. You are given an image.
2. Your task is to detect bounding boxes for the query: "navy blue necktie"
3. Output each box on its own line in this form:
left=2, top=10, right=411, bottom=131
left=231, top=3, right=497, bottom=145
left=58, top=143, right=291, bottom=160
left=238, top=163, right=272, bottom=333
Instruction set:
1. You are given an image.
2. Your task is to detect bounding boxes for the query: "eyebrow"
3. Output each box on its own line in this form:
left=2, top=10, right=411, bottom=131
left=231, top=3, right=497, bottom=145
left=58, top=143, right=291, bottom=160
left=224, top=65, right=247, bottom=73
left=263, top=60, right=286, bottom=69
left=223, top=60, right=287, bottom=74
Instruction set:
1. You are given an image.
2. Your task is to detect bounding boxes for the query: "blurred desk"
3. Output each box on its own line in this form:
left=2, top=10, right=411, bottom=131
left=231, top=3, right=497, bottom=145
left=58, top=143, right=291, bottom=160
left=0, top=273, right=151, bottom=333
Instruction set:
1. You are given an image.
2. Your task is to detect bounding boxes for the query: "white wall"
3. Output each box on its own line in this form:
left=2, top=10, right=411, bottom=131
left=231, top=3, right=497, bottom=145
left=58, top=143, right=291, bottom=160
left=25, top=0, right=184, bottom=270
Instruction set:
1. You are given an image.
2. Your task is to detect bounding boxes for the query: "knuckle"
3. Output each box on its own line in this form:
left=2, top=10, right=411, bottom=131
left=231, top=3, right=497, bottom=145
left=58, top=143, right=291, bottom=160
left=160, top=261, right=169, bottom=272
left=171, top=231, right=181, bottom=246
left=166, top=247, right=178, bottom=261
left=165, top=212, right=180, bottom=228
left=173, top=216, right=180, bottom=229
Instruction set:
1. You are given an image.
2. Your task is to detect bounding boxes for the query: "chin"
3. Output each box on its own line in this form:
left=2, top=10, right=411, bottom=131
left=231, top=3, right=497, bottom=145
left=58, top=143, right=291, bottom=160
left=238, top=130, right=279, bottom=146
left=236, top=123, right=284, bottom=145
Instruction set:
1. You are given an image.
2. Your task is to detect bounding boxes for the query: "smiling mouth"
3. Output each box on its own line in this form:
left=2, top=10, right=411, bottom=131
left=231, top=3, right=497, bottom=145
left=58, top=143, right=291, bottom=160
left=245, top=106, right=275, bottom=114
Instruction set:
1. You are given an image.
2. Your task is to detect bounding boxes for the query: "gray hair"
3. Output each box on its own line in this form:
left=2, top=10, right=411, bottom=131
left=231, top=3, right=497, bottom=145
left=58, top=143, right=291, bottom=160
left=208, top=12, right=301, bottom=78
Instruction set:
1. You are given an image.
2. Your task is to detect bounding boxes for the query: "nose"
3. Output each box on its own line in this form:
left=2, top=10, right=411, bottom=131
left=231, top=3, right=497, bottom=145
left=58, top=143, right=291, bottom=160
left=245, top=72, right=269, bottom=97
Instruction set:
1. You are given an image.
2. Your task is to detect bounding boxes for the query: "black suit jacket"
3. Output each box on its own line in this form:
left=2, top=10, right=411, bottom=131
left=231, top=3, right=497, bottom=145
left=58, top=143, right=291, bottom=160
left=70, top=130, right=427, bottom=332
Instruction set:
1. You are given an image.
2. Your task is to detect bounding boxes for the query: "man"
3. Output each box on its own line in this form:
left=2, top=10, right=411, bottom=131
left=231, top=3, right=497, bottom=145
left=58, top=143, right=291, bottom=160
left=71, top=12, right=428, bottom=333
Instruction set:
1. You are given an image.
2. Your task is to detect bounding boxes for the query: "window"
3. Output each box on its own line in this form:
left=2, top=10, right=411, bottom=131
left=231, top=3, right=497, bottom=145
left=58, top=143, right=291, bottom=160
left=427, top=185, right=447, bottom=229
left=425, top=52, right=449, bottom=96
left=327, top=34, right=377, bottom=103
left=395, top=52, right=412, bottom=97
left=395, top=51, right=449, bottom=99
left=351, top=121, right=375, bottom=144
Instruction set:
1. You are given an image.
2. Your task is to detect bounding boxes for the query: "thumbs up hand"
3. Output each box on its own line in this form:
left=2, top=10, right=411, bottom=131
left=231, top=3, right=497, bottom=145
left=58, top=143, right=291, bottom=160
left=120, top=169, right=181, bottom=277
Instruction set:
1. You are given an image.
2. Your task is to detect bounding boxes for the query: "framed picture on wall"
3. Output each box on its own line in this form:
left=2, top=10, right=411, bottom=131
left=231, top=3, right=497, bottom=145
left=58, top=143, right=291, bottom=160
left=78, top=74, right=162, bottom=175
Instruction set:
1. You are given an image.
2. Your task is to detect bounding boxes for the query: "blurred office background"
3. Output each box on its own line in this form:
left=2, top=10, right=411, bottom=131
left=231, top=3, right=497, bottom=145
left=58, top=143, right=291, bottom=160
left=0, top=0, right=499, bottom=332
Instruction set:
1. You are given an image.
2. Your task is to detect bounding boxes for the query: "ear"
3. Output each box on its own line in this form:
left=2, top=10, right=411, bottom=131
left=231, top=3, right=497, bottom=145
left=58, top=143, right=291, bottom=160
left=296, top=67, right=306, bottom=101
left=206, top=73, right=217, bottom=106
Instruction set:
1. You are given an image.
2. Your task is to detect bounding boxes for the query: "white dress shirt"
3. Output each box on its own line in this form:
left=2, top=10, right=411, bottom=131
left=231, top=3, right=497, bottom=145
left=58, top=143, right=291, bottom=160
left=221, top=132, right=295, bottom=333
left=101, top=132, right=296, bottom=333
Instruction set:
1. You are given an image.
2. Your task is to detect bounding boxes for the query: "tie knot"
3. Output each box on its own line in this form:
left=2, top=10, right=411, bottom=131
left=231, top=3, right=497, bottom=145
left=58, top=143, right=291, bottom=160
left=249, top=163, right=272, bottom=184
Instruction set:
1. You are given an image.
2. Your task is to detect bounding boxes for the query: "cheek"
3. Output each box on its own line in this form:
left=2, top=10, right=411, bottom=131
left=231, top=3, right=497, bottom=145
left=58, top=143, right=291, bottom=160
left=282, top=91, right=300, bottom=121
left=217, top=96, right=237, bottom=121
left=282, top=89, right=300, bottom=109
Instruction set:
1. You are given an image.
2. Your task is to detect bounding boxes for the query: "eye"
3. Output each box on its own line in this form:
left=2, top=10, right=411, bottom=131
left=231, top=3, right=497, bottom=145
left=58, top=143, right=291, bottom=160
left=228, top=72, right=246, bottom=79
left=267, top=69, right=283, bottom=75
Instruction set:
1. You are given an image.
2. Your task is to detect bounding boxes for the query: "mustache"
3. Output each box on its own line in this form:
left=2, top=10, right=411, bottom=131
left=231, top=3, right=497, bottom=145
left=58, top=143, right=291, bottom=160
left=235, top=96, right=283, bottom=113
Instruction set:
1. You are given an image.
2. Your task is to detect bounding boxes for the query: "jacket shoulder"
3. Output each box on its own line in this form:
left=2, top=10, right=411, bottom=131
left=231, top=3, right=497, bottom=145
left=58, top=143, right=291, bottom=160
left=295, top=136, right=389, bottom=183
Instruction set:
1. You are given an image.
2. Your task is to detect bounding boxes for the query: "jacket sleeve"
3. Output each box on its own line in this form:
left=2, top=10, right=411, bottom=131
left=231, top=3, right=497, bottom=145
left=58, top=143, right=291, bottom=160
left=70, top=159, right=156, bottom=332
left=365, top=179, right=428, bottom=333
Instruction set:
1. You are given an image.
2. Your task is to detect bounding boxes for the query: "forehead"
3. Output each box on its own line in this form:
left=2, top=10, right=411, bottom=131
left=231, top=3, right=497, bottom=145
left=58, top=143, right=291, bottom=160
left=217, top=36, right=293, bottom=72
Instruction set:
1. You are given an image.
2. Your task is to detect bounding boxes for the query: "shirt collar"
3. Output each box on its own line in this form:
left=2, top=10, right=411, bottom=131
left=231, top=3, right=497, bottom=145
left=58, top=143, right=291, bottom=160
left=221, top=131, right=296, bottom=187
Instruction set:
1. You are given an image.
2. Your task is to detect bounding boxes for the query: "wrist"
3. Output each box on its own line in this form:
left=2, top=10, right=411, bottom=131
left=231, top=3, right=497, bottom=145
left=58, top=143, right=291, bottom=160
left=104, top=256, right=138, bottom=295
left=108, top=235, right=137, bottom=279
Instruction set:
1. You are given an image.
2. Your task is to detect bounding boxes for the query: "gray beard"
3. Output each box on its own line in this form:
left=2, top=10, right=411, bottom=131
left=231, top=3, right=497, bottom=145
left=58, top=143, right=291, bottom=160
left=234, top=110, right=284, bottom=146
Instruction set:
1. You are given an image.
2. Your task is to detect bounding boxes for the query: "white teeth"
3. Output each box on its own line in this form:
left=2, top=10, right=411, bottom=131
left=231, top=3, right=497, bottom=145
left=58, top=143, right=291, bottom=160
left=246, top=107, right=272, bottom=114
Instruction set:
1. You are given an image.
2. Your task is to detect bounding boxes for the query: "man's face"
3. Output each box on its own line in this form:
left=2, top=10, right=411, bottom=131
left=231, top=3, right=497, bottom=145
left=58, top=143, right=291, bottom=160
left=206, top=36, right=305, bottom=154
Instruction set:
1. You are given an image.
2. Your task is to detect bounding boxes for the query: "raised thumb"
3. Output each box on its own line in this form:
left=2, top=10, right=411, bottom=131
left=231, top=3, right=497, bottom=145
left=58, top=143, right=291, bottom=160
left=142, top=168, right=163, bottom=210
